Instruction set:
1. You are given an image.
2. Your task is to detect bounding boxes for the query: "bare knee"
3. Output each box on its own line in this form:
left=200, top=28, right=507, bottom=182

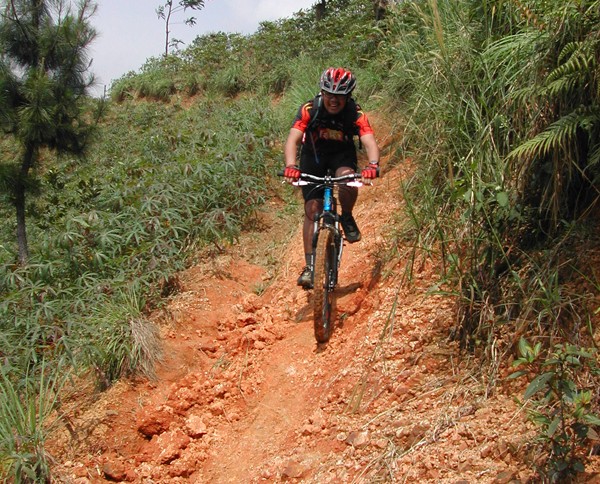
left=305, top=199, right=322, bottom=220
left=335, top=166, right=354, bottom=177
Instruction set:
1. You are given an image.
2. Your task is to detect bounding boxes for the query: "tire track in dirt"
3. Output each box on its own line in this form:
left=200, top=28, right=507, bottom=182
left=200, top=318, right=316, bottom=481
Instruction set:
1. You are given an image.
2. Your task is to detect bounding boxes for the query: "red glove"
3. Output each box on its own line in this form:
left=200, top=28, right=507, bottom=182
left=284, top=165, right=301, bottom=182
left=362, top=162, right=379, bottom=180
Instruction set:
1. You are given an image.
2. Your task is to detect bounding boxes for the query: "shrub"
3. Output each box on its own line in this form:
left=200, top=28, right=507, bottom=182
left=511, top=338, right=600, bottom=481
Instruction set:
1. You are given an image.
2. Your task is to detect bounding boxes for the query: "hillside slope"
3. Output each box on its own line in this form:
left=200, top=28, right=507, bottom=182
left=48, top=153, right=600, bottom=483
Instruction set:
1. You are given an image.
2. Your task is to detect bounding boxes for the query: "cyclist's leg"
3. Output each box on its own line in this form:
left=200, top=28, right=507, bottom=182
left=331, top=150, right=358, bottom=214
left=303, top=199, right=322, bottom=255
left=332, top=151, right=361, bottom=242
left=299, top=150, right=325, bottom=274
left=335, top=165, right=358, bottom=213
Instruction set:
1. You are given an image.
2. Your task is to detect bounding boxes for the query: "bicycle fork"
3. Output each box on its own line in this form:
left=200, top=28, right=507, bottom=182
left=322, top=186, right=344, bottom=279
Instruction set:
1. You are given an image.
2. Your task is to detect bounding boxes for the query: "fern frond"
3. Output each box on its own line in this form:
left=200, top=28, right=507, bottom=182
left=556, top=42, right=579, bottom=65
left=509, top=106, right=600, bottom=160
left=546, top=41, right=596, bottom=87
left=542, top=76, right=579, bottom=99
left=510, top=84, right=538, bottom=105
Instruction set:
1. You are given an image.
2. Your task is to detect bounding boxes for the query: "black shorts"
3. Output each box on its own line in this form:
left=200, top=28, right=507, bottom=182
left=299, top=149, right=358, bottom=201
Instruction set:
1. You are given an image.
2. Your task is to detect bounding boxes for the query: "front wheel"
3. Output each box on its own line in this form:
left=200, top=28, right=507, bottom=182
left=313, top=228, right=337, bottom=344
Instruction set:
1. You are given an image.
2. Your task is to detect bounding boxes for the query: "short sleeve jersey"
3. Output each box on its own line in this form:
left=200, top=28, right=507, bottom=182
left=291, top=96, right=374, bottom=155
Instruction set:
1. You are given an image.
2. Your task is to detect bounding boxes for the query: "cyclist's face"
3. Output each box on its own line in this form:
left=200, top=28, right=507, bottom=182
left=321, top=91, right=347, bottom=115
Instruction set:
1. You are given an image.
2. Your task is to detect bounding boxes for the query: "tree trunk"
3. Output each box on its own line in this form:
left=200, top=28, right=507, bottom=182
left=15, top=179, right=28, bottom=265
left=165, top=2, right=173, bottom=56
left=16, top=144, right=36, bottom=265
left=315, top=0, right=326, bottom=22
left=374, top=0, right=388, bottom=21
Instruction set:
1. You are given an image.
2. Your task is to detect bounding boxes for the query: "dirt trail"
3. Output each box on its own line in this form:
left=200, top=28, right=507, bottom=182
left=197, top=167, right=401, bottom=483
left=202, top=323, right=314, bottom=481
left=49, top=154, right=600, bottom=482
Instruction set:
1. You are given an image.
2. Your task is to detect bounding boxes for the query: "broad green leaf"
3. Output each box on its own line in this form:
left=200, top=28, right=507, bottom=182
left=547, top=416, right=560, bottom=437
left=524, top=372, right=554, bottom=400
left=495, top=191, right=509, bottom=207
left=508, top=370, right=527, bottom=379
left=518, top=337, right=530, bottom=358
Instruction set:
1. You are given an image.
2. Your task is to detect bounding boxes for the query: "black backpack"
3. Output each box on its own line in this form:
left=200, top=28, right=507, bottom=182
left=305, top=93, right=361, bottom=145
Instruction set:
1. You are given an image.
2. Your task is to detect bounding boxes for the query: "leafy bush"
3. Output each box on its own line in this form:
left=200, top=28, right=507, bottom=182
left=0, top=94, right=282, bottom=386
left=511, top=338, right=600, bottom=480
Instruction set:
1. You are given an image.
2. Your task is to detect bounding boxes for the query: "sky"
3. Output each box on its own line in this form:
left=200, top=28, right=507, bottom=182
left=88, top=0, right=317, bottom=96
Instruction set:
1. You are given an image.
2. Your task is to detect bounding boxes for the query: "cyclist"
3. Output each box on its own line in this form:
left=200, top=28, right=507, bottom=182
left=283, top=67, right=380, bottom=288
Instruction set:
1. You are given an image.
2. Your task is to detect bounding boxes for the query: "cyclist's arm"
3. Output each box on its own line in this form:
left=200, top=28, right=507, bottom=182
left=360, top=133, right=380, bottom=165
left=284, top=128, right=304, bottom=167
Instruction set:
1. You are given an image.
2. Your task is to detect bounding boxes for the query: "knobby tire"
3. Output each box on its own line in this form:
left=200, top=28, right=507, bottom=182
left=313, top=228, right=336, bottom=344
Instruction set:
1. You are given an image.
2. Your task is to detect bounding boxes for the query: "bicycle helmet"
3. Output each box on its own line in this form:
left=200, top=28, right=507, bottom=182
left=319, top=67, right=356, bottom=95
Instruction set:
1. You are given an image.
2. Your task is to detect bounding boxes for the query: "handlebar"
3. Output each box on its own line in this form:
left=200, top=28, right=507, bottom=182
left=277, top=170, right=368, bottom=187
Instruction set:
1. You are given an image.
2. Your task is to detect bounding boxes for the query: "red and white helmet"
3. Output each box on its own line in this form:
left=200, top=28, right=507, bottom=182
left=319, top=67, right=356, bottom=95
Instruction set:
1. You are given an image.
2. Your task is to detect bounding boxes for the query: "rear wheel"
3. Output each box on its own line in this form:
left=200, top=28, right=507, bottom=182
left=313, top=228, right=336, bottom=344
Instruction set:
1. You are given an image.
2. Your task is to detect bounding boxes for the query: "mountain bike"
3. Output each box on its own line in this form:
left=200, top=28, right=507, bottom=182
left=282, top=171, right=367, bottom=344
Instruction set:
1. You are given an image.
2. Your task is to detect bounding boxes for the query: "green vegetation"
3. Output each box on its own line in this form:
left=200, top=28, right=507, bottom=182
left=1, top=0, right=600, bottom=480
left=511, top=338, right=600, bottom=480
left=0, top=0, right=99, bottom=265
left=388, top=0, right=600, bottom=342
left=0, top=361, right=66, bottom=481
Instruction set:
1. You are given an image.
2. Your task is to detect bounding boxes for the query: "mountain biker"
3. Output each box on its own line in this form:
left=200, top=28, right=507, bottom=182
left=283, top=67, right=380, bottom=288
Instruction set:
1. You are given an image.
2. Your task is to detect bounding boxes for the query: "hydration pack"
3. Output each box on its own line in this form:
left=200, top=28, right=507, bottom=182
left=305, top=93, right=361, bottom=145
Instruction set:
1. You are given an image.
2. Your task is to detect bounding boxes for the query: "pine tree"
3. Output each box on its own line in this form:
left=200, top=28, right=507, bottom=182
left=0, top=0, right=98, bottom=265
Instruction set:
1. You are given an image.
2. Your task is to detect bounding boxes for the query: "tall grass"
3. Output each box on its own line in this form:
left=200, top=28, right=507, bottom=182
left=378, top=4, right=600, bottom=475
left=380, top=0, right=513, bottom=343
left=82, top=284, right=161, bottom=388
left=381, top=0, right=600, bottom=352
left=0, top=361, right=66, bottom=482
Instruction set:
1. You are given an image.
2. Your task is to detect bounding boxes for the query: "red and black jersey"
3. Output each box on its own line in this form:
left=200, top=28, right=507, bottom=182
left=292, top=95, right=374, bottom=156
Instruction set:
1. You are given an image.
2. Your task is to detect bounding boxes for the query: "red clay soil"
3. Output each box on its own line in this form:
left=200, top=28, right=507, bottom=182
left=48, top=158, right=600, bottom=483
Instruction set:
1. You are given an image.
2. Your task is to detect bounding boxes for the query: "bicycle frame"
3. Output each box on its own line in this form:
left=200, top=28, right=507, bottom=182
left=293, top=172, right=364, bottom=288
